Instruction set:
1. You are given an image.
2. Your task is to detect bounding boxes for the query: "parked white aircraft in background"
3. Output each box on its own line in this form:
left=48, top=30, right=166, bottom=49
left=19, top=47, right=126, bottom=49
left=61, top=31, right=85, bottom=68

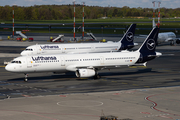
left=153, top=19, right=180, bottom=45
left=5, top=27, right=161, bottom=81
left=20, top=24, right=137, bottom=56
left=158, top=32, right=180, bottom=45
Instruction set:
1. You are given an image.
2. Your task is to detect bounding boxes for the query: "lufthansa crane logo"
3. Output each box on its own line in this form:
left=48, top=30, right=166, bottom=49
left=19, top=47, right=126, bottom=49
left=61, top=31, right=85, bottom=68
left=126, top=32, right=133, bottom=42
left=146, top=39, right=155, bottom=50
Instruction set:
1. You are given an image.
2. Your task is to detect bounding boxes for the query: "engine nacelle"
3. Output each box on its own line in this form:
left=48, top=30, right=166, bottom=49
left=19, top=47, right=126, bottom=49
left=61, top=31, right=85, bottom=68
left=176, top=39, right=180, bottom=44
left=75, top=69, right=95, bottom=78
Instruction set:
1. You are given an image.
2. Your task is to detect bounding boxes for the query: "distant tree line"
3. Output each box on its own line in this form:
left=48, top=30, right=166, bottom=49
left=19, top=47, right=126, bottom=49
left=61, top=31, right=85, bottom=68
left=0, top=5, right=180, bottom=20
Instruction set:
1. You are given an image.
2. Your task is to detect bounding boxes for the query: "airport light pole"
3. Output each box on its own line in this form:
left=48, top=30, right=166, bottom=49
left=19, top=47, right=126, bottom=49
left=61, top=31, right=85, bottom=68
left=12, top=6, right=14, bottom=38
left=73, top=1, right=76, bottom=41
left=152, top=1, right=156, bottom=28
left=101, top=25, right=104, bottom=40
left=82, top=2, right=85, bottom=40
left=157, top=1, right=161, bottom=28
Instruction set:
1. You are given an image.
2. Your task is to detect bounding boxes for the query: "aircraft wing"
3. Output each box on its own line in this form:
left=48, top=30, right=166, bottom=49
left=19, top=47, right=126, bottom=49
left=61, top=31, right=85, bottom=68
left=66, top=64, right=128, bottom=72
left=165, top=38, right=174, bottom=42
left=66, top=65, right=102, bottom=71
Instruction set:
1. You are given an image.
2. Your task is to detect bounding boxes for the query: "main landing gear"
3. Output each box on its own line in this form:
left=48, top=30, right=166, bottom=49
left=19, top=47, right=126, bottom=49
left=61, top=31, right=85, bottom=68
left=93, top=71, right=101, bottom=79
left=24, top=73, right=28, bottom=82
left=170, top=41, right=174, bottom=46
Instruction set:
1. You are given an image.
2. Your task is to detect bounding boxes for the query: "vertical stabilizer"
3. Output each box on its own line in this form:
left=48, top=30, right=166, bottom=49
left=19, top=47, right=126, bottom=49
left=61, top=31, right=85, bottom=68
left=136, top=27, right=160, bottom=63
left=119, top=24, right=136, bottom=50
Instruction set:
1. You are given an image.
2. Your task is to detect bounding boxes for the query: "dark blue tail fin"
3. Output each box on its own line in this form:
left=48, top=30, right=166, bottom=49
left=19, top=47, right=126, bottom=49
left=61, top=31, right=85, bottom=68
left=136, top=27, right=160, bottom=63
left=119, top=24, right=136, bottom=50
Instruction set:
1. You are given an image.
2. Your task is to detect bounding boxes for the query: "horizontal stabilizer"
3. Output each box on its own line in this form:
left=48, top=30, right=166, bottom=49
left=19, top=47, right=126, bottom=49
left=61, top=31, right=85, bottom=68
left=148, top=52, right=162, bottom=57
left=129, top=62, right=147, bottom=67
left=161, top=54, right=174, bottom=56
left=134, top=43, right=138, bottom=46
left=127, top=43, right=138, bottom=47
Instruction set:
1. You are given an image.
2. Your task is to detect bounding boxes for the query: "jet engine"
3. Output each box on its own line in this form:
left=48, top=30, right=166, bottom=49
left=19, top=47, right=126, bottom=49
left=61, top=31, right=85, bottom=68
left=176, top=39, right=180, bottom=44
left=75, top=69, right=95, bottom=78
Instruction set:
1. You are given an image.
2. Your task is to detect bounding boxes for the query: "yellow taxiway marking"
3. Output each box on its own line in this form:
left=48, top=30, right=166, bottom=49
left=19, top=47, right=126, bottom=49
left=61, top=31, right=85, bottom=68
left=133, top=84, right=138, bottom=86
left=0, top=66, right=5, bottom=67
left=111, top=81, right=117, bottom=83
left=101, top=79, right=107, bottom=81
left=80, top=78, right=88, bottom=80
left=121, top=82, right=128, bottom=84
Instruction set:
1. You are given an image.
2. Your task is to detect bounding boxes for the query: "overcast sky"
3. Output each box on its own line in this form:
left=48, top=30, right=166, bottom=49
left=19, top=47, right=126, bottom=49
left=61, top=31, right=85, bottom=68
left=1, top=0, right=179, bottom=9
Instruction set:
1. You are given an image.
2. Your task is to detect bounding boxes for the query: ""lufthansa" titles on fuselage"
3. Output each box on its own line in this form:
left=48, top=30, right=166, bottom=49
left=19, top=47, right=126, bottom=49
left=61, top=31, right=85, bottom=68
left=32, top=56, right=57, bottom=61
left=40, top=45, right=60, bottom=50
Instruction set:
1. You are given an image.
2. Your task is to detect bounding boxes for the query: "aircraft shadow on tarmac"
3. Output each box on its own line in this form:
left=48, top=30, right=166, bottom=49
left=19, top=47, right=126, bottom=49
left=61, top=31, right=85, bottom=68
left=6, top=68, right=162, bottom=82
left=7, top=73, right=76, bottom=82
left=99, top=68, right=154, bottom=76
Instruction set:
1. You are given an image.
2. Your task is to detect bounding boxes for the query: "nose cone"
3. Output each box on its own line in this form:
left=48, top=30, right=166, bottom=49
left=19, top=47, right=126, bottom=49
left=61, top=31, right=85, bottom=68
left=20, top=51, right=26, bottom=56
left=5, top=64, right=12, bottom=72
left=5, top=64, right=17, bottom=72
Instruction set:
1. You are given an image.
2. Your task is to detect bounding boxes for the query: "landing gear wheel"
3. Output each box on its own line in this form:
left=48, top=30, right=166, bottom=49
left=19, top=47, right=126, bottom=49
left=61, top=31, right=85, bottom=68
left=176, top=40, right=180, bottom=44
left=24, top=73, right=28, bottom=82
left=170, top=41, right=174, bottom=46
left=93, top=73, right=101, bottom=79
left=24, top=78, right=28, bottom=82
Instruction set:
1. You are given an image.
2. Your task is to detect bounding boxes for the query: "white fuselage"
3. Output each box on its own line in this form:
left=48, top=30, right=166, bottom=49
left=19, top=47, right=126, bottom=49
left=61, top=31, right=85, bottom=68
left=6, top=51, right=140, bottom=73
left=158, top=32, right=176, bottom=43
left=20, top=42, right=121, bottom=56
left=6, top=27, right=161, bottom=79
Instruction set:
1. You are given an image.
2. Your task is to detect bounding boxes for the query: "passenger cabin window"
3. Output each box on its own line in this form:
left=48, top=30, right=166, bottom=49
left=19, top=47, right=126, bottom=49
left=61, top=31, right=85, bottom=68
left=78, top=47, right=91, bottom=49
left=65, top=48, right=75, bottom=50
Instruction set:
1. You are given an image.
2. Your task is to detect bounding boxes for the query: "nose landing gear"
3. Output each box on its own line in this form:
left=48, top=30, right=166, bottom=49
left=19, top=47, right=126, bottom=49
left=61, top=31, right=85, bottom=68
left=24, top=73, right=28, bottom=82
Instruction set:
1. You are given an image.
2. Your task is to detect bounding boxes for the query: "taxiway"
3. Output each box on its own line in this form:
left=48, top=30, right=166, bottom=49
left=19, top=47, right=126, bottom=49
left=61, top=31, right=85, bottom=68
left=0, top=36, right=180, bottom=120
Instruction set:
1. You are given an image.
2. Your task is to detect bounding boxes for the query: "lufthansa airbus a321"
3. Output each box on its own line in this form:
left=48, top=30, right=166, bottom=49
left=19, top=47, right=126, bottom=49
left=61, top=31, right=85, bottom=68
left=5, top=27, right=161, bottom=82
left=20, top=24, right=137, bottom=56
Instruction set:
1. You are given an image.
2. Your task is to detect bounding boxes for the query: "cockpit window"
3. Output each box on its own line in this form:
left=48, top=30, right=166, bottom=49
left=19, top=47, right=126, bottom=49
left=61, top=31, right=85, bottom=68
left=11, top=61, right=16, bottom=63
left=25, top=48, right=33, bottom=51
left=11, top=61, right=22, bottom=64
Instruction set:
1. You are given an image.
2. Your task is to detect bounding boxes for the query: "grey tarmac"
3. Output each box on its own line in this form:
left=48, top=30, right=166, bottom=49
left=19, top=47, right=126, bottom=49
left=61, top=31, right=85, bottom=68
left=0, top=36, right=180, bottom=120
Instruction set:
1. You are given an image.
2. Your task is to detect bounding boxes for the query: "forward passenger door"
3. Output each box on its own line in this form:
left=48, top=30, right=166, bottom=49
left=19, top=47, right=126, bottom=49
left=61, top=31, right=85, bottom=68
left=61, top=57, right=65, bottom=66
left=26, top=57, right=32, bottom=68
